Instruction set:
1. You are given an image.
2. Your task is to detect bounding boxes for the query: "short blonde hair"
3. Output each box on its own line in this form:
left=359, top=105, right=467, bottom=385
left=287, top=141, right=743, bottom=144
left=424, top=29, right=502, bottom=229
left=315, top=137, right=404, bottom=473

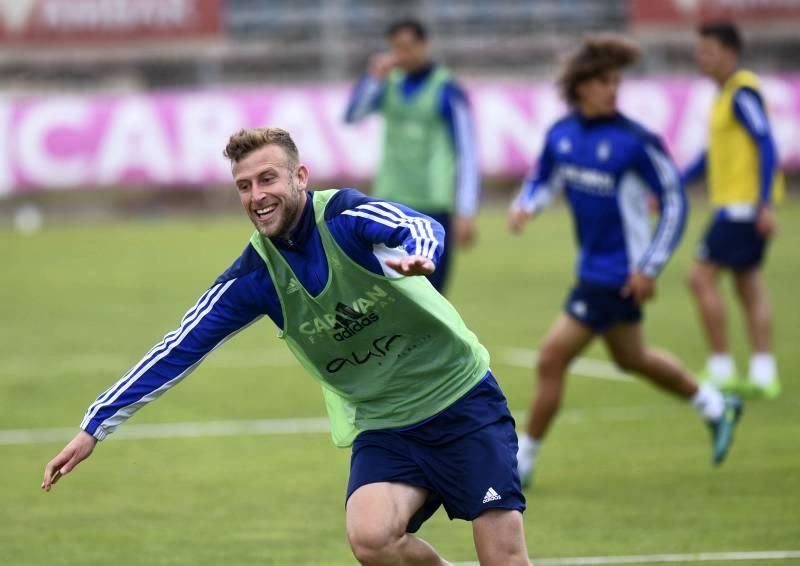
left=223, top=127, right=299, bottom=166
left=558, top=34, right=640, bottom=106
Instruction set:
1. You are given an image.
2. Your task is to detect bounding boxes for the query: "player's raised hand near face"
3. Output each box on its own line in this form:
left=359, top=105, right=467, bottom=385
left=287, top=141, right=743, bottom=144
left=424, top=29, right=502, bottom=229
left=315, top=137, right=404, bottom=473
left=368, top=53, right=398, bottom=79
left=41, top=431, right=97, bottom=492
left=384, top=255, right=435, bottom=277
left=621, top=271, right=656, bottom=305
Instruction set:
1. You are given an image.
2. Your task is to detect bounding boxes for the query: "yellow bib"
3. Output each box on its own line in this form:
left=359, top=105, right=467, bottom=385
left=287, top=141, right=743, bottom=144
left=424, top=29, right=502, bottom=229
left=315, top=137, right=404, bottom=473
left=708, top=69, right=784, bottom=208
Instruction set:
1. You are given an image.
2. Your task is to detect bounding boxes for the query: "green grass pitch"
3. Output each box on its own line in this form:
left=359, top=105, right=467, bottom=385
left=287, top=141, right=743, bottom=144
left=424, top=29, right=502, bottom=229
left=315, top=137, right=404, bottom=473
left=2, top=197, right=799, bottom=565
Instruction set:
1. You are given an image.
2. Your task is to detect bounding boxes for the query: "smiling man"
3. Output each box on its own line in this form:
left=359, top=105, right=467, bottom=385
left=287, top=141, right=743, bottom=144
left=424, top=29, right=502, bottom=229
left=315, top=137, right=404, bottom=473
left=41, top=128, right=531, bottom=566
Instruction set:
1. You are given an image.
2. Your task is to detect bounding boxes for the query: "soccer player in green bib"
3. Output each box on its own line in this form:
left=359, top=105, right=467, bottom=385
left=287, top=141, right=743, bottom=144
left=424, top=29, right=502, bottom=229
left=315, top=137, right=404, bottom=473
left=41, top=128, right=530, bottom=565
left=345, top=19, right=480, bottom=294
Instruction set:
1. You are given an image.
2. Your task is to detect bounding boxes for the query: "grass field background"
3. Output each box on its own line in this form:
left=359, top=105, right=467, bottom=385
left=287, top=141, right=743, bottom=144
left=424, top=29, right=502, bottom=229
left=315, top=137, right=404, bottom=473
left=2, top=196, right=799, bottom=565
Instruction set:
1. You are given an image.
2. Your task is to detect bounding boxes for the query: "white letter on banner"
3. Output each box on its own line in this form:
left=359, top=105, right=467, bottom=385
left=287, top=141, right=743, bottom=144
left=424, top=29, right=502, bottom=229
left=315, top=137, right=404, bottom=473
left=761, top=77, right=797, bottom=166
left=177, top=94, right=245, bottom=183
left=672, top=81, right=715, bottom=166
left=0, top=101, right=11, bottom=196
left=474, top=86, right=562, bottom=176
left=16, top=98, right=91, bottom=188
left=96, top=98, right=173, bottom=185
left=264, top=94, right=336, bottom=178
left=319, top=90, right=381, bottom=178
left=619, top=82, right=671, bottom=136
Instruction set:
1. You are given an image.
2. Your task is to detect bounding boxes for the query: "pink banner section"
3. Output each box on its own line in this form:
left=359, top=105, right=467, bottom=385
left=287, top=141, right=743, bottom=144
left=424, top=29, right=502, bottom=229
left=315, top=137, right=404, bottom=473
left=2, top=76, right=799, bottom=196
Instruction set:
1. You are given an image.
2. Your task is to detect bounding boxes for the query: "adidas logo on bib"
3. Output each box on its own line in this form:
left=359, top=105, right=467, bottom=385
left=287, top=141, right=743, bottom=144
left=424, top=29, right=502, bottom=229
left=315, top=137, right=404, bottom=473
left=286, top=278, right=301, bottom=294
left=482, top=487, right=502, bottom=504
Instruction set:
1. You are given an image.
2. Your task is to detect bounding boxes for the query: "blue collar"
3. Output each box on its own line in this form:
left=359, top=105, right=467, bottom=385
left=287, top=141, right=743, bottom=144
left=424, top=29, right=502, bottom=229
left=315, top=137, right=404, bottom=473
left=270, top=191, right=315, bottom=250
left=405, top=62, right=436, bottom=81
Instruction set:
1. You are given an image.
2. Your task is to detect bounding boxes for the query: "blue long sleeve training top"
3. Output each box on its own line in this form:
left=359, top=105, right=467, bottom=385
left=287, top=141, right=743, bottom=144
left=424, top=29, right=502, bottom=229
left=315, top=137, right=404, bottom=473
left=80, top=189, right=445, bottom=440
left=514, top=111, right=688, bottom=288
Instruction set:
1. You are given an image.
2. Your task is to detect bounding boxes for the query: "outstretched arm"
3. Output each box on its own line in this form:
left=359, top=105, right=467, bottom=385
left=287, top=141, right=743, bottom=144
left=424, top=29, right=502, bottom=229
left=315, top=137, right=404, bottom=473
left=326, top=190, right=446, bottom=277
left=509, top=137, right=561, bottom=234
left=42, top=276, right=266, bottom=490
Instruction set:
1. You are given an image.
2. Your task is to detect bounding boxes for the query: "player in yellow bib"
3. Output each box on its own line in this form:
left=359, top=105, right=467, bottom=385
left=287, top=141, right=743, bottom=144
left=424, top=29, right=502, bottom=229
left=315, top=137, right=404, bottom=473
left=683, top=23, right=784, bottom=399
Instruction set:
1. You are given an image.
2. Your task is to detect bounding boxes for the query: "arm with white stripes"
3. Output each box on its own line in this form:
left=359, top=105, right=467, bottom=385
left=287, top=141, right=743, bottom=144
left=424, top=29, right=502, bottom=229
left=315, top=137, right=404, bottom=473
left=340, top=199, right=446, bottom=267
left=733, top=88, right=778, bottom=204
left=79, top=279, right=264, bottom=440
left=512, top=137, right=561, bottom=214
left=441, top=83, right=481, bottom=217
left=344, top=75, right=385, bottom=123
left=635, top=141, right=688, bottom=278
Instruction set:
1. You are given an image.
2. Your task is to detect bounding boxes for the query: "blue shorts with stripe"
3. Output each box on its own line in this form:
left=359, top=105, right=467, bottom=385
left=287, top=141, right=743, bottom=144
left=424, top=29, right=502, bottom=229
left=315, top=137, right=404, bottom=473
left=698, top=217, right=768, bottom=271
left=564, top=280, right=642, bottom=333
left=346, top=372, right=525, bottom=533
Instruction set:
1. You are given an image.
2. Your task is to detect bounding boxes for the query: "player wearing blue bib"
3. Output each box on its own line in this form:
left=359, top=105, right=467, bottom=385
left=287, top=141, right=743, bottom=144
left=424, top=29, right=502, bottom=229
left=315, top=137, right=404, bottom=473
left=508, top=35, right=742, bottom=487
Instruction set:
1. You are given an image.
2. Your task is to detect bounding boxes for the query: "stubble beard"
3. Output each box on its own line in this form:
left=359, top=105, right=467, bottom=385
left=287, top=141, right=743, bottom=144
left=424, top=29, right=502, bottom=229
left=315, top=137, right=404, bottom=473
left=255, top=178, right=302, bottom=239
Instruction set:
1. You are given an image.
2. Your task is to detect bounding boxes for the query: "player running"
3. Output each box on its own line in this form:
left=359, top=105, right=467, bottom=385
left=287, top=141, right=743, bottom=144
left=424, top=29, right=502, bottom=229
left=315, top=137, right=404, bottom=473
left=508, top=35, right=742, bottom=488
left=683, top=22, right=784, bottom=399
left=344, top=19, right=480, bottom=294
left=41, top=128, right=530, bottom=566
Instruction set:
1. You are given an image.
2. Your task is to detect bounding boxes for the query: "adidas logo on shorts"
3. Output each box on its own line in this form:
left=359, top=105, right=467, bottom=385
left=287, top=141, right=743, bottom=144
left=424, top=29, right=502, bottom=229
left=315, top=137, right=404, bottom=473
left=482, top=487, right=502, bottom=504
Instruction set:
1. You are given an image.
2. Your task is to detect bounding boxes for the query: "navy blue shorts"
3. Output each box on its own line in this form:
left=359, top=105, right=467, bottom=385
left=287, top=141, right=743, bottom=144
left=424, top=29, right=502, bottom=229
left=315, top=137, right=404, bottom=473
left=698, top=217, right=767, bottom=271
left=564, top=281, right=642, bottom=333
left=346, top=373, right=525, bottom=533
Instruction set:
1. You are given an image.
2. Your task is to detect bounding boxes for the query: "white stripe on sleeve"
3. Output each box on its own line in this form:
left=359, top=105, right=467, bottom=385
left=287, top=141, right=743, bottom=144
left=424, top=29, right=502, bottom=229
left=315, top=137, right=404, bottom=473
left=736, top=90, right=768, bottom=135
left=80, top=279, right=237, bottom=430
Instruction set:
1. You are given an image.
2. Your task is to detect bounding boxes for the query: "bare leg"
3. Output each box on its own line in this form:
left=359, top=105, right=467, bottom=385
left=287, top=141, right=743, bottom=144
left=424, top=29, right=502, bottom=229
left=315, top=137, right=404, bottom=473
left=346, top=482, right=451, bottom=566
left=472, top=510, right=531, bottom=566
left=687, top=261, right=728, bottom=354
left=603, top=323, right=698, bottom=399
left=732, top=268, right=772, bottom=353
left=526, top=314, right=595, bottom=439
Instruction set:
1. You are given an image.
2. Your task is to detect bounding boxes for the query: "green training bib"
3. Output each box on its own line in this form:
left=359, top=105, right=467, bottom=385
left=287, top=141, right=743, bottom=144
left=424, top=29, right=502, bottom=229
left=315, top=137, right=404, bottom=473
left=374, top=67, right=457, bottom=213
left=250, top=190, right=489, bottom=446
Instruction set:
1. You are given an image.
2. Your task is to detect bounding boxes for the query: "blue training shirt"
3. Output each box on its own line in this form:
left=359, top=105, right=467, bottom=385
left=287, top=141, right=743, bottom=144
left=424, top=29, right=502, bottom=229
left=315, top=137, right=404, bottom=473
left=344, top=63, right=481, bottom=217
left=80, top=189, right=446, bottom=440
left=514, top=111, right=687, bottom=289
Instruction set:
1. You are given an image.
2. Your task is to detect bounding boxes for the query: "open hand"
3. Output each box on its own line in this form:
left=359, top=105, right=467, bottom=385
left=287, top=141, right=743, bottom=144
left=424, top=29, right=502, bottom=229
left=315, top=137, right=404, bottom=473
left=756, top=206, right=777, bottom=239
left=621, top=271, right=656, bottom=305
left=42, top=431, right=97, bottom=492
left=368, top=53, right=397, bottom=79
left=508, top=207, right=533, bottom=235
left=453, top=215, right=477, bottom=249
left=384, top=255, right=435, bottom=276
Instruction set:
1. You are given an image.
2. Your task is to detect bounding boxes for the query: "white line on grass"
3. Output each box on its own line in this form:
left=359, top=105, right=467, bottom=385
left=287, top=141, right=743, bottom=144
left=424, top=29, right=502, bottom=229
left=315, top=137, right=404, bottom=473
left=0, top=405, right=680, bottom=446
left=455, top=550, right=800, bottom=566
left=500, top=347, right=634, bottom=382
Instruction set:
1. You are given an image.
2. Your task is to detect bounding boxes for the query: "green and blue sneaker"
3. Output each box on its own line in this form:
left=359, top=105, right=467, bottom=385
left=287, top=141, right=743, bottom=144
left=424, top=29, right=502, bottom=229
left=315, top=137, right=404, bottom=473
left=742, top=377, right=781, bottom=401
left=708, top=394, right=743, bottom=466
left=698, top=369, right=743, bottom=395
